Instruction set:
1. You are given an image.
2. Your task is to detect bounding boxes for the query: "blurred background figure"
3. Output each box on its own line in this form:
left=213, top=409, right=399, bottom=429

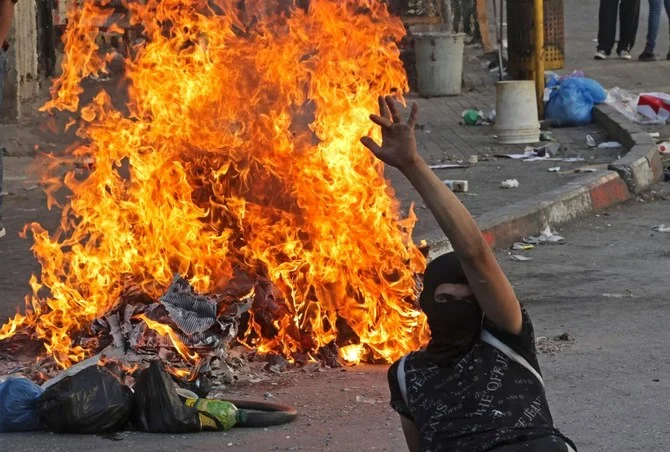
left=595, top=0, right=641, bottom=60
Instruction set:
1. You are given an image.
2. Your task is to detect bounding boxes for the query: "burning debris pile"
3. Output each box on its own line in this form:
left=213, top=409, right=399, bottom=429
left=0, top=0, right=428, bottom=380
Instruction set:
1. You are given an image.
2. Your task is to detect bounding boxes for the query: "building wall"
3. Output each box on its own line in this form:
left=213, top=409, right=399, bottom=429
left=0, top=0, right=38, bottom=122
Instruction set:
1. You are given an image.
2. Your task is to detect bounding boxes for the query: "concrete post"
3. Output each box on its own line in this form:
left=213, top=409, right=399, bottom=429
left=0, top=0, right=39, bottom=122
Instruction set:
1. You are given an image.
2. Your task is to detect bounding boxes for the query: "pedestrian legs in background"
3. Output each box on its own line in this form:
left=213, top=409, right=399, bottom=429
left=639, top=0, right=670, bottom=60
left=596, top=0, right=641, bottom=59
left=617, top=0, right=641, bottom=57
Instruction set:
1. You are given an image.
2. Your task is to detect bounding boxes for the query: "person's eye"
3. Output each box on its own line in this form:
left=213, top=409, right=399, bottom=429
left=434, top=294, right=453, bottom=304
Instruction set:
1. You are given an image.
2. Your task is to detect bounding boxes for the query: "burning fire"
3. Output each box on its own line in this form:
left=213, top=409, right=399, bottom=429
left=0, top=0, right=427, bottom=368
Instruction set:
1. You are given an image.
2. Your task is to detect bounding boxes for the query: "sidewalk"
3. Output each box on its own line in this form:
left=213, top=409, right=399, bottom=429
left=2, top=0, right=668, bottom=255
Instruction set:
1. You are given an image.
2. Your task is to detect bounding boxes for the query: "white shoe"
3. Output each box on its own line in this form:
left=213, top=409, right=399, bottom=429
left=0, top=224, right=5, bottom=239
left=594, top=50, right=608, bottom=60
left=619, top=50, right=632, bottom=60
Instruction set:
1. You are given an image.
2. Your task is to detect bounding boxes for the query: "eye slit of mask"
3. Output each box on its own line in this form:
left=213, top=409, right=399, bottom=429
left=434, top=294, right=476, bottom=304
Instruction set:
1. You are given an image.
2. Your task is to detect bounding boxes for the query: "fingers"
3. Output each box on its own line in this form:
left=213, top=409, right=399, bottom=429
left=407, top=103, right=419, bottom=129
left=360, top=136, right=382, bottom=155
left=385, top=95, right=402, bottom=123
left=378, top=96, right=392, bottom=121
left=369, top=114, right=393, bottom=128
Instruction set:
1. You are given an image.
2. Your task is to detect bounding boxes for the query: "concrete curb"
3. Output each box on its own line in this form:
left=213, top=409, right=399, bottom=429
left=426, top=170, right=631, bottom=256
left=425, top=104, right=662, bottom=256
left=593, top=104, right=663, bottom=194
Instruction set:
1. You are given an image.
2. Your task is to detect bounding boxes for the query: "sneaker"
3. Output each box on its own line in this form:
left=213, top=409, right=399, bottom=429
left=619, top=50, right=632, bottom=60
left=0, top=222, right=5, bottom=239
left=594, top=50, right=608, bottom=60
left=639, top=51, right=657, bottom=61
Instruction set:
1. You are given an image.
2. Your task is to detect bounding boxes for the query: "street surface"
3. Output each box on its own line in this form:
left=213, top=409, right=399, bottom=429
left=2, top=182, right=669, bottom=452
left=2, top=0, right=670, bottom=451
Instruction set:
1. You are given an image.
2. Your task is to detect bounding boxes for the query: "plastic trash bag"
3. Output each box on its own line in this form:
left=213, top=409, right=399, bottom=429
left=132, top=361, right=202, bottom=433
left=37, top=366, right=133, bottom=433
left=0, top=377, right=43, bottom=432
left=545, top=77, right=607, bottom=126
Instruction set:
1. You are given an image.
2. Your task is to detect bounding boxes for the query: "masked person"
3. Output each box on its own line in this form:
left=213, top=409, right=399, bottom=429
left=361, top=97, right=576, bottom=452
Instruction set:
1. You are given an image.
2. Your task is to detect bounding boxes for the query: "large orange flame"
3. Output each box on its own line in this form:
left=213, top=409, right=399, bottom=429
left=0, top=0, right=427, bottom=368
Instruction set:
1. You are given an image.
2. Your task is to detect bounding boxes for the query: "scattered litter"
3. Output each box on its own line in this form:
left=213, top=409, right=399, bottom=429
left=545, top=76, right=607, bottom=126
left=540, top=131, right=555, bottom=142
left=461, top=109, right=488, bottom=126
left=509, top=254, right=533, bottom=261
left=23, top=185, right=40, bottom=192
left=607, top=88, right=669, bottom=124
left=468, top=155, right=479, bottom=164
left=443, top=180, right=469, bottom=192
left=38, top=366, right=134, bottom=434
left=500, top=179, right=519, bottom=189
left=429, top=164, right=468, bottom=169
left=597, top=141, right=622, bottom=149
left=562, top=157, right=585, bottom=162
left=602, top=293, right=624, bottom=298
left=554, top=332, right=575, bottom=342
left=658, top=142, right=670, bottom=155
left=650, top=132, right=661, bottom=138
left=523, top=226, right=564, bottom=244
left=132, top=362, right=201, bottom=433
left=652, top=224, right=670, bottom=233
left=511, top=242, right=534, bottom=251
left=548, top=167, right=561, bottom=172
left=0, top=378, right=43, bottom=432
left=586, top=135, right=596, bottom=148
left=356, top=395, right=376, bottom=404
left=497, top=143, right=562, bottom=162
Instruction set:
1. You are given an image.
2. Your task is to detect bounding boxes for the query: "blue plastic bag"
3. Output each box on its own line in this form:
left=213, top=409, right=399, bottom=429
left=545, top=77, right=607, bottom=126
left=0, top=377, right=44, bottom=432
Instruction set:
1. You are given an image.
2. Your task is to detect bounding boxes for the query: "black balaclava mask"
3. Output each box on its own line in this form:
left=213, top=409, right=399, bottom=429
left=419, top=252, right=483, bottom=359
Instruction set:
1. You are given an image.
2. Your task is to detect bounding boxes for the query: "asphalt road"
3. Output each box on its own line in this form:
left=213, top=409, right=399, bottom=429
left=2, top=169, right=670, bottom=450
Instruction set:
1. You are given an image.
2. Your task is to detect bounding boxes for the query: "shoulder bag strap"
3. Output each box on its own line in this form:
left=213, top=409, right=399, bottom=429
left=481, top=329, right=545, bottom=389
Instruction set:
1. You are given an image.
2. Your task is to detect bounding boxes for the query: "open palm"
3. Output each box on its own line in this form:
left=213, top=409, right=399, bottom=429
left=361, top=96, right=420, bottom=170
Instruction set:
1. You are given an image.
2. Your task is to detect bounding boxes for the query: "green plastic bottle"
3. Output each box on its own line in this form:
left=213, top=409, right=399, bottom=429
left=185, top=398, right=248, bottom=431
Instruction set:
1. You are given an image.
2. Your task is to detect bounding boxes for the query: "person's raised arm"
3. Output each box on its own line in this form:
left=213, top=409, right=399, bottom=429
left=361, top=96, right=522, bottom=334
left=0, top=0, right=15, bottom=46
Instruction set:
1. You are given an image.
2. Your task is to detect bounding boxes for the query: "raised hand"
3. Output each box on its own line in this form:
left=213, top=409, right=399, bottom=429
left=361, top=96, right=421, bottom=171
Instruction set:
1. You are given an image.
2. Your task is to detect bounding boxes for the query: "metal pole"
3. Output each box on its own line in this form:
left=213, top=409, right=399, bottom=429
left=533, top=0, right=544, bottom=117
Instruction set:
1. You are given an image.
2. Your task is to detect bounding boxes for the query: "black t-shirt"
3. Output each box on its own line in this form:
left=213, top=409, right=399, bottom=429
left=388, top=306, right=575, bottom=452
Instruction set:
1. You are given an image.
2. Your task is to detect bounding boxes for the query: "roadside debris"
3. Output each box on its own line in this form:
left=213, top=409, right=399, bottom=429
left=586, top=135, right=596, bottom=148
left=38, top=366, right=134, bottom=434
left=443, top=180, right=469, bottom=192
left=355, top=395, right=376, bottom=404
left=548, top=167, right=561, bottom=172
left=524, top=226, right=564, bottom=244
left=658, top=142, right=670, bottom=155
left=462, top=109, right=486, bottom=125
left=545, top=75, right=607, bottom=126
left=468, top=155, right=479, bottom=164
left=536, top=333, right=575, bottom=355
left=511, top=242, right=534, bottom=251
left=607, top=88, right=670, bottom=124
left=597, top=141, right=622, bottom=149
left=429, top=163, right=468, bottom=169
left=652, top=224, right=670, bottom=233
left=540, top=131, right=555, bottom=142
left=509, top=254, right=533, bottom=261
left=0, top=377, right=43, bottom=432
left=461, top=109, right=495, bottom=126
left=500, top=179, right=519, bottom=189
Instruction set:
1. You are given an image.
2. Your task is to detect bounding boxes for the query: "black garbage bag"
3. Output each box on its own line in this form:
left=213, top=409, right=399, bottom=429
left=37, top=366, right=133, bottom=433
left=132, top=361, right=201, bottom=433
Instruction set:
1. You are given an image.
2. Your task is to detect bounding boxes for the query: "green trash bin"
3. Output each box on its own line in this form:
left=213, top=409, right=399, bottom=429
left=506, top=0, right=565, bottom=80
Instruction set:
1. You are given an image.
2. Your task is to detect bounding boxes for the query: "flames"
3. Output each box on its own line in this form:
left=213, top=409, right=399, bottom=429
left=0, top=0, right=427, bottom=368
